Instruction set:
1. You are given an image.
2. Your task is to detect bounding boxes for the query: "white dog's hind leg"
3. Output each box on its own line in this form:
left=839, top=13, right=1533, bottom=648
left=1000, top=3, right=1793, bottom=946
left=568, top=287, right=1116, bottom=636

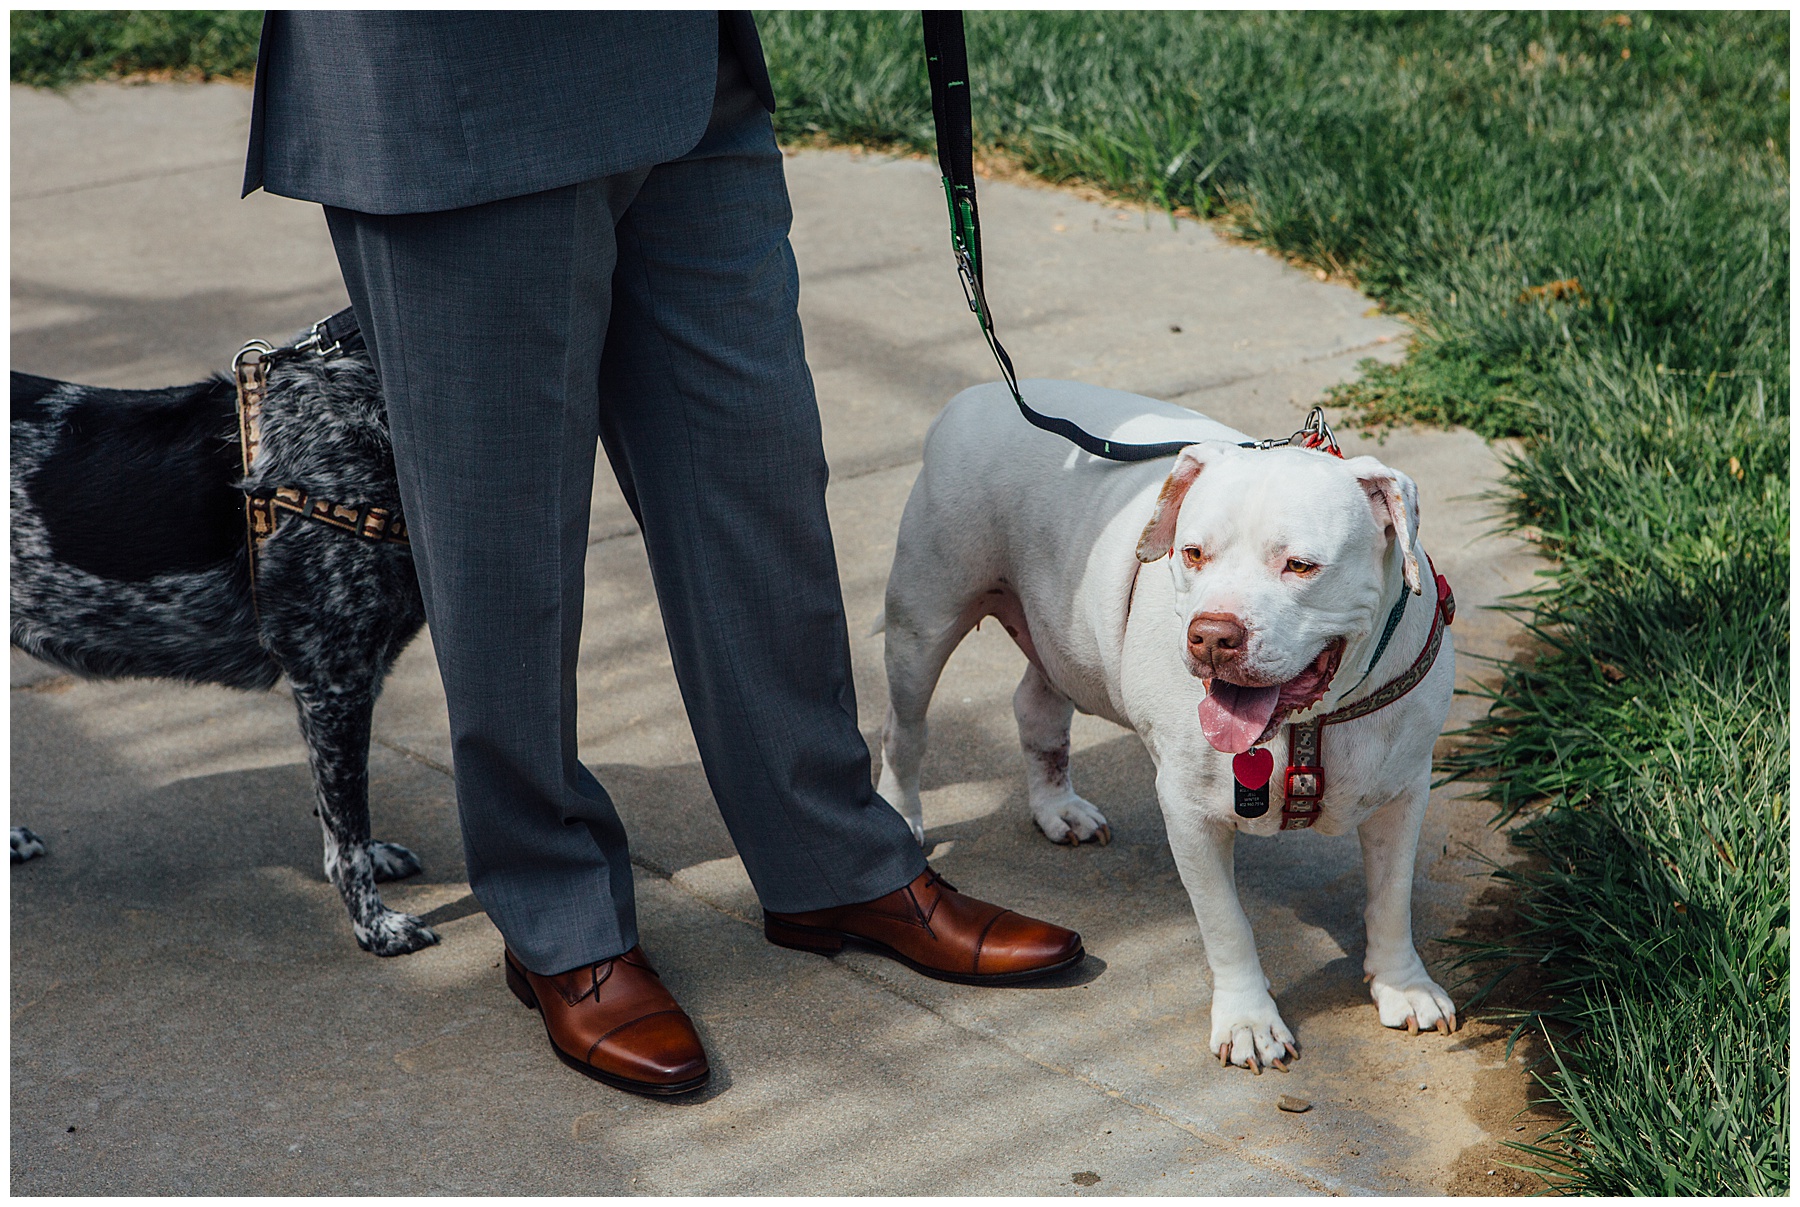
left=1160, top=787, right=1297, bottom=1072
left=1013, top=664, right=1110, bottom=844
left=1358, top=776, right=1457, bottom=1035
left=878, top=604, right=975, bottom=846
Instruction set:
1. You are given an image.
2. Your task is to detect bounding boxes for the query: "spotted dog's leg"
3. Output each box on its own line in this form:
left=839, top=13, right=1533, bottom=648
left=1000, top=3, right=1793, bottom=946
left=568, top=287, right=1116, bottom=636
left=1013, top=663, right=1110, bottom=845
left=286, top=677, right=437, bottom=956
left=11, top=826, right=45, bottom=862
left=1358, top=774, right=1457, bottom=1035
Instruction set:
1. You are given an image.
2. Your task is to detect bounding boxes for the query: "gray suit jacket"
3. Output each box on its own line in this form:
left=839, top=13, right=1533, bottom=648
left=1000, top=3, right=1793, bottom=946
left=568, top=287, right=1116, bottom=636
left=243, top=10, right=776, bottom=215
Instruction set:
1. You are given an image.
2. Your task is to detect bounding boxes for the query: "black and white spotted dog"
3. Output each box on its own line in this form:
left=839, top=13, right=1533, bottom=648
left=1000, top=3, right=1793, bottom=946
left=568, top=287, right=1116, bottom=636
left=11, top=319, right=438, bottom=955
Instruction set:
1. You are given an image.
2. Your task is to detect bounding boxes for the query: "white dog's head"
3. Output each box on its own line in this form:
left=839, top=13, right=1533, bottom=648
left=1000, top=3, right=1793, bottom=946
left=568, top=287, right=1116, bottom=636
left=1135, top=441, right=1422, bottom=754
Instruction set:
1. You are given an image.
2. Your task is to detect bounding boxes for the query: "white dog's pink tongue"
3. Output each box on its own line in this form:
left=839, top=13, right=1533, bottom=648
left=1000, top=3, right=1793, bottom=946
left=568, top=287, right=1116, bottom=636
left=1199, top=681, right=1282, bottom=754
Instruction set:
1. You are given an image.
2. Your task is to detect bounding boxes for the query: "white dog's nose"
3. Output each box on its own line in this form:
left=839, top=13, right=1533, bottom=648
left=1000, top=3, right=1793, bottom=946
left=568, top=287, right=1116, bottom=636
left=1188, top=613, right=1247, bottom=669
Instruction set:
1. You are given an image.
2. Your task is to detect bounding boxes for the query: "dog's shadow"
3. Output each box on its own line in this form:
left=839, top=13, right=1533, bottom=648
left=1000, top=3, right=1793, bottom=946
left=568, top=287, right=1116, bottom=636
left=10, top=710, right=470, bottom=959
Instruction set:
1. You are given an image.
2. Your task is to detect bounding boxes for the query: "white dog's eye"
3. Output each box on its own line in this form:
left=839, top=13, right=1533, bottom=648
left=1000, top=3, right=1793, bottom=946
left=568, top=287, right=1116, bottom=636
left=1182, top=546, right=1207, bottom=570
left=1286, top=558, right=1320, bottom=577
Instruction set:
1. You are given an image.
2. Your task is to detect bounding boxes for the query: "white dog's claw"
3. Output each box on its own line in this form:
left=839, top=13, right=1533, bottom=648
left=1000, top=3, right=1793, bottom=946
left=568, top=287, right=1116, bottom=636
left=1370, top=968, right=1458, bottom=1035
left=1032, top=795, right=1111, bottom=847
left=1212, top=989, right=1297, bottom=1076
left=1284, top=1041, right=1300, bottom=1061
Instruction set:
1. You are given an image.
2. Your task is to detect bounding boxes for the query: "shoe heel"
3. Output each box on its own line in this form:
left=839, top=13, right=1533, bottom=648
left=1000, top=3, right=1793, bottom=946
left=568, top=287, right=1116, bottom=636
left=504, top=958, right=539, bottom=1010
left=763, top=915, right=844, bottom=956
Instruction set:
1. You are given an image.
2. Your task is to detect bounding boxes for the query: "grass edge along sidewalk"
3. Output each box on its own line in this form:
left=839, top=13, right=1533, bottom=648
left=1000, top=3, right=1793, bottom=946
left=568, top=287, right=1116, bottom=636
left=12, top=9, right=1791, bottom=1195
left=758, top=12, right=1787, bottom=1195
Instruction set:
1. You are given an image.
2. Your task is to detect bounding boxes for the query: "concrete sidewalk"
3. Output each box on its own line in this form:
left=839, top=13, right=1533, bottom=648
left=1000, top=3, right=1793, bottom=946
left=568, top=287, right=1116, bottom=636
left=12, top=82, right=1547, bottom=1195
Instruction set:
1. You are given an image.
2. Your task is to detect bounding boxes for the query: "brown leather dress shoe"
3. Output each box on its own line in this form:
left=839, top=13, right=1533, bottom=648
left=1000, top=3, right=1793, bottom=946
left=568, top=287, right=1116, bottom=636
left=504, top=945, right=710, bottom=1096
left=764, top=868, right=1084, bottom=985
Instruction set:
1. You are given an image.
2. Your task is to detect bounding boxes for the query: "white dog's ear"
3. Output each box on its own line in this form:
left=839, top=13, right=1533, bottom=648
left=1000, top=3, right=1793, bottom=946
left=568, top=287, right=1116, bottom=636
left=1135, top=445, right=1209, bottom=563
left=1349, top=459, right=1422, bottom=594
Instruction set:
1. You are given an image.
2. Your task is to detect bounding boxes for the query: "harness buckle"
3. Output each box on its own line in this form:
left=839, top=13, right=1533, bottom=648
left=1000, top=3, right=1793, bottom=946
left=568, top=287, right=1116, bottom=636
left=1285, top=766, right=1324, bottom=800
left=233, top=339, right=274, bottom=380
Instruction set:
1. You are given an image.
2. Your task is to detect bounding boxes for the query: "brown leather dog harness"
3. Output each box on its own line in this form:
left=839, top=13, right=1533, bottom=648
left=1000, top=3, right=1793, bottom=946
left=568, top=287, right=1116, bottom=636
left=1279, top=561, right=1455, bottom=830
left=232, top=312, right=408, bottom=593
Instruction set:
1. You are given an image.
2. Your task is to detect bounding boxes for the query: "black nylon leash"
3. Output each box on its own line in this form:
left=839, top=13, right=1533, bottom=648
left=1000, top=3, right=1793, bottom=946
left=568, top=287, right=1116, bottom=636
left=923, top=11, right=1192, bottom=463
left=921, top=13, right=1346, bottom=464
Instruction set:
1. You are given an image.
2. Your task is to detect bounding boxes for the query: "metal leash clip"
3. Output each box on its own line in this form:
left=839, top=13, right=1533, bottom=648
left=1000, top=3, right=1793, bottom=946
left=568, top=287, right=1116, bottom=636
left=1293, top=405, right=1341, bottom=456
left=954, top=249, right=983, bottom=318
left=291, top=315, right=341, bottom=358
left=1239, top=406, right=1343, bottom=458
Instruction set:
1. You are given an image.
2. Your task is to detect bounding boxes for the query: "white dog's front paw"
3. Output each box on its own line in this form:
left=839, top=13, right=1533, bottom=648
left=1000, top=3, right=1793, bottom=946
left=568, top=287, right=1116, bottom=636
left=1209, top=986, right=1298, bottom=1073
left=1031, top=794, right=1112, bottom=846
left=1368, top=963, right=1458, bottom=1035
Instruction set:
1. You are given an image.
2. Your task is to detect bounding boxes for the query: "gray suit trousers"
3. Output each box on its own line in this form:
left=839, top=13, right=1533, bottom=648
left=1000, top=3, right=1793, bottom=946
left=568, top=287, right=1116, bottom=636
left=324, top=51, right=925, bottom=974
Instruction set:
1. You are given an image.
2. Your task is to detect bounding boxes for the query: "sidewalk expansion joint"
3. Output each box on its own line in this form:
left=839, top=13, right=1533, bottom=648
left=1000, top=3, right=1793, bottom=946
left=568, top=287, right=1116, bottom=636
left=13, top=157, right=247, bottom=202
left=586, top=453, right=926, bottom=549
left=371, top=734, right=454, bottom=779
left=1161, top=334, right=1409, bottom=404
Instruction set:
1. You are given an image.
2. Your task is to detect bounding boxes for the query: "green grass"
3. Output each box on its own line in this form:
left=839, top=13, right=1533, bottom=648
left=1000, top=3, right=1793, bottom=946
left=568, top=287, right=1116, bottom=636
left=10, top=10, right=1788, bottom=1193
left=10, top=10, right=260, bottom=86
left=757, top=11, right=1789, bottom=1195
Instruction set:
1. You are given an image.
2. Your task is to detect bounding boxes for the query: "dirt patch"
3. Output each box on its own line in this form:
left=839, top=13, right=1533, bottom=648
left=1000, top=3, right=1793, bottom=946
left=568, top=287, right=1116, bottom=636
left=1440, top=1016, right=1565, bottom=1195
left=1437, top=851, right=1574, bottom=1195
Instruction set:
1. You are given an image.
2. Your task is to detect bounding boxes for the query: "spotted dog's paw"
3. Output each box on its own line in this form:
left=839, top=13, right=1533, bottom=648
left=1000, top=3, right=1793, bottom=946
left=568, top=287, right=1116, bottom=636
left=11, top=826, right=45, bottom=863
left=368, top=840, right=423, bottom=882
left=354, top=908, right=440, bottom=957
left=1209, top=985, right=1299, bottom=1073
left=1031, top=794, right=1113, bottom=846
left=1368, top=962, right=1458, bottom=1036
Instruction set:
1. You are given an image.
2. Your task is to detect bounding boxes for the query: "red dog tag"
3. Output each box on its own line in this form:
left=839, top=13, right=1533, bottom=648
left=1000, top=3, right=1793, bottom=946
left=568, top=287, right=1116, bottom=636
left=1232, top=748, right=1273, bottom=817
left=1233, top=748, right=1274, bottom=789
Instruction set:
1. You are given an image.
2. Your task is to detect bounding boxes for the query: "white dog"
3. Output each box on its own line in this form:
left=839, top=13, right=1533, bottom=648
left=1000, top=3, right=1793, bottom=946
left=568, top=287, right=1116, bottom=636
left=879, top=380, right=1458, bottom=1071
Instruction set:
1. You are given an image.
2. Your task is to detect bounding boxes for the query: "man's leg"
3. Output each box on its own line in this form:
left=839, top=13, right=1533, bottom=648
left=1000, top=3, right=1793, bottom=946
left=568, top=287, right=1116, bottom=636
left=594, top=49, right=927, bottom=911
left=325, top=176, right=649, bottom=975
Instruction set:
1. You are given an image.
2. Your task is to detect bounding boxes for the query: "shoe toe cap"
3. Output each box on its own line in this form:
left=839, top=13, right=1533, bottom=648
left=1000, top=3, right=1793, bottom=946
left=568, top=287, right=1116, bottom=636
left=591, top=1010, right=710, bottom=1086
left=979, top=912, right=1083, bottom=974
